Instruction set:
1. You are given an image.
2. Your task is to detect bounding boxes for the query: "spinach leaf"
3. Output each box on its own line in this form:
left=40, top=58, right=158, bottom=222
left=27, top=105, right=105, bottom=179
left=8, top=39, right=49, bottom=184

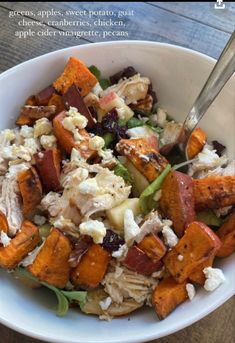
left=15, top=267, right=87, bottom=316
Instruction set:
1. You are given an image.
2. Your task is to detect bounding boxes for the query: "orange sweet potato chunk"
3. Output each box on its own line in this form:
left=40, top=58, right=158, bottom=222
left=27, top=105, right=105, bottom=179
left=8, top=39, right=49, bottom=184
left=71, top=243, right=111, bottom=289
left=163, top=221, right=221, bottom=283
left=53, top=57, right=97, bottom=96
left=52, top=111, right=94, bottom=159
left=159, top=171, right=196, bottom=237
left=216, top=212, right=235, bottom=257
left=137, top=234, right=166, bottom=262
left=116, top=138, right=168, bottom=182
left=194, top=176, right=235, bottom=210
left=28, top=228, right=72, bottom=288
left=0, top=220, right=40, bottom=269
left=189, top=255, right=214, bottom=285
left=17, top=167, right=42, bottom=216
left=186, top=128, right=207, bottom=159
left=0, top=211, right=9, bottom=235
left=34, top=148, right=61, bottom=192
left=152, top=276, right=188, bottom=320
left=48, top=93, right=65, bottom=114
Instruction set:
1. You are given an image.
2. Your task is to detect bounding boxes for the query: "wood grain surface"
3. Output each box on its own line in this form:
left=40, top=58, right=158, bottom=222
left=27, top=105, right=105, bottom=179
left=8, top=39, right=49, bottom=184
left=0, top=2, right=235, bottom=343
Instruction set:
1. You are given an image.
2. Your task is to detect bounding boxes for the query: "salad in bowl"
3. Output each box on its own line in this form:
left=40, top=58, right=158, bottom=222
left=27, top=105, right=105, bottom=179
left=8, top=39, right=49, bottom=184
left=0, top=56, right=234, bottom=322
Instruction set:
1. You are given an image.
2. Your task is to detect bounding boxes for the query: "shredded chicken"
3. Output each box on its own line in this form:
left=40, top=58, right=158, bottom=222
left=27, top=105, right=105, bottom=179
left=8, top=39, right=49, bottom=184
left=160, top=121, right=183, bottom=146
left=100, top=74, right=150, bottom=105
left=135, top=210, right=172, bottom=243
left=102, top=263, right=158, bottom=305
left=0, top=174, right=23, bottom=236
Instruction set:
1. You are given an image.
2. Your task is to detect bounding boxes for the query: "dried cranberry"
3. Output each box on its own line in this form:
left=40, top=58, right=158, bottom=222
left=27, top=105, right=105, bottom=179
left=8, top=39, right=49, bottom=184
left=212, top=140, right=226, bottom=157
left=102, top=229, right=125, bottom=252
left=102, top=109, right=119, bottom=132
left=110, top=66, right=138, bottom=85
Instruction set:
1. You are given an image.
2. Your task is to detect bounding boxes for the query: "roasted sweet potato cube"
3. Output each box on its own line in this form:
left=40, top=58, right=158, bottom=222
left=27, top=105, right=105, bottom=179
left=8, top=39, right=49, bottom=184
left=28, top=228, right=72, bottom=288
left=152, top=276, right=188, bottom=320
left=186, top=128, right=207, bottom=159
left=48, top=93, right=65, bottom=114
left=189, top=255, right=214, bottom=285
left=163, top=221, right=221, bottom=283
left=0, top=211, right=9, bottom=235
left=216, top=212, right=235, bottom=257
left=122, top=246, right=163, bottom=276
left=25, top=95, right=38, bottom=106
left=137, top=234, right=166, bottom=262
left=15, top=113, right=34, bottom=126
left=159, top=171, right=196, bottom=237
left=71, top=243, right=111, bottom=289
left=116, top=138, right=168, bottom=182
left=0, top=220, right=40, bottom=269
left=18, top=167, right=42, bottom=216
left=194, top=176, right=235, bottom=210
left=52, top=111, right=94, bottom=159
left=53, top=57, right=97, bottom=96
left=34, top=149, right=61, bottom=192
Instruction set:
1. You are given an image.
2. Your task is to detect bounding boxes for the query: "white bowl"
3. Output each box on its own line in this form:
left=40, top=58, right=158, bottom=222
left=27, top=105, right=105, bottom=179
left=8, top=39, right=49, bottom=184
left=0, top=41, right=234, bottom=343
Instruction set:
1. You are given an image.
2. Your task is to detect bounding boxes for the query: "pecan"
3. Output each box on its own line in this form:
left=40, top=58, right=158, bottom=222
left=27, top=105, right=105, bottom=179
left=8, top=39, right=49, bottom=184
left=130, top=94, right=153, bottom=113
left=20, top=105, right=56, bottom=119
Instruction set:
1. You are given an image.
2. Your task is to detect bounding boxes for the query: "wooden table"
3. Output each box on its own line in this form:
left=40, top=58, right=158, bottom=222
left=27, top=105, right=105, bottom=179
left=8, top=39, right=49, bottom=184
left=0, top=2, right=234, bottom=343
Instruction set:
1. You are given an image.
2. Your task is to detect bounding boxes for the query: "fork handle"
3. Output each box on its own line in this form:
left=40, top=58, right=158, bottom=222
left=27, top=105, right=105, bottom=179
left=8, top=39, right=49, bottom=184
left=183, top=30, right=235, bottom=139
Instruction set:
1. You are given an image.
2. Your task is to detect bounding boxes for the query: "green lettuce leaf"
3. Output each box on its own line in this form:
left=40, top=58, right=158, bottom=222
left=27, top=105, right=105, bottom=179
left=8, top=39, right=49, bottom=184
left=139, top=164, right=171, bottom=215
left=15, top=267, right=87, bottom=316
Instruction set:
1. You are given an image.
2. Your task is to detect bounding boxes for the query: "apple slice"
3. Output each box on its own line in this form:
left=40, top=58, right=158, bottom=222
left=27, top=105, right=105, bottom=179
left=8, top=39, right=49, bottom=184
left=123, top=246, right=162, bottom=276
left=34, top=148, right=61, bottom=192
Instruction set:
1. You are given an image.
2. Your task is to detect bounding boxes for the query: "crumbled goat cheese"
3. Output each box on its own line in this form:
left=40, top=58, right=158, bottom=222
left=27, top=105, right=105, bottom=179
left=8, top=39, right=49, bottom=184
left=0, top=231, right=11, bottom=247
left=2, top=144, right=32, bottom=162
left=67, top=106, right=79, bottom=117
left=153, top=189, right=162, bottom=202
left=33, top=215, right=46, bottom=226
left=186, top=283, right=196, bottom=300
left=188, top=144, right=228, bottom=177
left=54, top=216, right=76, bottom=230
left=70, top=148, right=84, bottom=163
left=79, top=220, right=106, bottom=244
left=98, top=149, right=114, bottom=162
left=124, top=209, right=141, bottom=245
left=203, top=267, right=225, bottom=291
left=40, top=135, right=57, bottom=149
left=78, top=178, right=99, bottom=195
left=24, top=138, right=41, bottom=155
left=112, top=244, right=128, bottom=259
left=34, top=118, right=52, bottom=137
left=89, top=136, right=105, bottom=151
left=8, top=163, right=30, bottom=176
left=126, top=125, right=156, bottom=139
left=177, top=254, right=184, bottom=261
left=99, top=296, right=112, bottom=311
left=64, top=107, right=88, bottom=130
left=162, top=226, right=178, bottom=248
left=4, top=129, right=16, bottom=142
left=20, top=125, right=34, bottom=138
left=156, top=108, right=167, bottom=128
